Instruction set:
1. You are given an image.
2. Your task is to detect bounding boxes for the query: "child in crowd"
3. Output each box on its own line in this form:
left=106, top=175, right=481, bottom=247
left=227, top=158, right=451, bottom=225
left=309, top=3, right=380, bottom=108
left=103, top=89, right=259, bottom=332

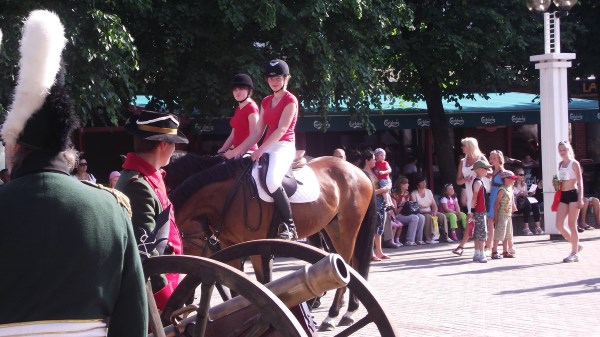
left=491, top=171, right=518, bottom=259
left=108, top=171, right=121, bottom=188
left=373, top=148, right=394, bottom=214
left=472, top=160, right=492, bottom=263
left=391, top=218, right=403, bottom=246
left=440, top=183, right=467, bottom=242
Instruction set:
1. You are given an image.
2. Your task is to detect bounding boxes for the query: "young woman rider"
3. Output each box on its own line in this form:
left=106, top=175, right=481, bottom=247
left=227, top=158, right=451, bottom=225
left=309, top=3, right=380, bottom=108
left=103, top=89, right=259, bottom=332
left=225, top=59, right=299, bottom=240
left=218, top=74, right=259, bottom=156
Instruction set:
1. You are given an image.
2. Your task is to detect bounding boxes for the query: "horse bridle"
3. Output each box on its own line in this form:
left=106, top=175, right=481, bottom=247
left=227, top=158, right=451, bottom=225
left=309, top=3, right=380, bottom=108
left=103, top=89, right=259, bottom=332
left=179, top=159, right=261, bottom=256
left=180, top=222, right=221, bottom=256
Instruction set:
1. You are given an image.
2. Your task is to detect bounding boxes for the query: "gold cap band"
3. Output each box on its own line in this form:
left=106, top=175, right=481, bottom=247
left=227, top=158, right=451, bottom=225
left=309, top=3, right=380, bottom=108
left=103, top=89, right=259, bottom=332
left=137, top=125, right=178, bottom=135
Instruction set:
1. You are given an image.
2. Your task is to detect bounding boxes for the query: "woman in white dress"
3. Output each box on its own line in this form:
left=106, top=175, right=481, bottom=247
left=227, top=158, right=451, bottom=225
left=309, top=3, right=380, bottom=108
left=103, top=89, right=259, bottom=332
left=453, top=137, right=486, bottom=256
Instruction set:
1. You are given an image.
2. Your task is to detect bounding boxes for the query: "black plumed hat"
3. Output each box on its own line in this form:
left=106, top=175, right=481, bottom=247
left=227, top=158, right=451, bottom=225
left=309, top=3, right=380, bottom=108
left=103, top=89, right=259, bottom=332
left=124, top=110, right=189, bottom=144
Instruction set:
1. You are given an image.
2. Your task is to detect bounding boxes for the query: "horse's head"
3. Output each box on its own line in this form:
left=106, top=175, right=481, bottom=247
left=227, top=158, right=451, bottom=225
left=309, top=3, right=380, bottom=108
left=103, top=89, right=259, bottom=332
left=178, top=213, right=222, bottom=257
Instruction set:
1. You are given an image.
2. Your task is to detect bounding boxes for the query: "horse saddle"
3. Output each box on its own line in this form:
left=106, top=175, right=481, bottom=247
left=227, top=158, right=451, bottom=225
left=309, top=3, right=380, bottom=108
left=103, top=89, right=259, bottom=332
left=258, top=150, right=307, bottom=197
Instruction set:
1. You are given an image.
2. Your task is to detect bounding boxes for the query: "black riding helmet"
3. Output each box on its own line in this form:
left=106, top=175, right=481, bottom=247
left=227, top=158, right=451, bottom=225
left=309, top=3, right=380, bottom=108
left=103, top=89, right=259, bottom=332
left=231, top=73, right=254, bottom=90
left=264, top=59, right=290, bottom=77
left=264, top=59, right=289, bottom=93
left=231, top=74, right=253, bottom=103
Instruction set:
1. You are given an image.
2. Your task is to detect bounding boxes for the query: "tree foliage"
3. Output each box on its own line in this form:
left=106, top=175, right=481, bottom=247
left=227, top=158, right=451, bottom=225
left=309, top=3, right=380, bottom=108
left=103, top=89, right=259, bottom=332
left=385, top=0, right=557, bottom=186
left=0, top=0, right=149, bottom=126
left=0, top=1, right=593, bottom=187
left=122, top=0, right=413, bottom=129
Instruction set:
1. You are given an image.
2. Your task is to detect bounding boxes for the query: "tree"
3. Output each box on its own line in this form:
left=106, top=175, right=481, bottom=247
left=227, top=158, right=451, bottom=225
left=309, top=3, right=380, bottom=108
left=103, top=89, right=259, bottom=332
left=385, top=0, right=550, bottom=186
left=571, top=0, right=600, bottom=104
left=0, top=1, right=149, bottom=126
left=120, top=0, right=413, bottom=128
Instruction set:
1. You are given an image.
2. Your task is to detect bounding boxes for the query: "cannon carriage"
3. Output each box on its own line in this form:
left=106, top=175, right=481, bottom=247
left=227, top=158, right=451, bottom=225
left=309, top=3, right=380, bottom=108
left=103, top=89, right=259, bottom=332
left=144, top=240, right=399, bottom=337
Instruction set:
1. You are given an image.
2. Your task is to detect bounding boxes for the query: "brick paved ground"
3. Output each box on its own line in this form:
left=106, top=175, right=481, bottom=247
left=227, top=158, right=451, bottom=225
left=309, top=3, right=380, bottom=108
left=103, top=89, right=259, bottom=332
left=273, top=230, right=600, bottom=337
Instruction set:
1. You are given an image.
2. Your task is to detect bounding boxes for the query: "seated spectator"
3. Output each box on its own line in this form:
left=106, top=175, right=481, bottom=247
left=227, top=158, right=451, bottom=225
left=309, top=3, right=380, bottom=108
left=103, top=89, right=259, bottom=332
left=522, top=154, right=539, bottom=169
left=579, top=197, right=599, bottom=230
left=390, top=176, right=425, bottom=245
left=410, top=175, right=451, bottom=243
left=108, top=171, right=121, bottom=188
left=439, top=183, right=466, bottom=241
left=72, top=156, right=96, bottom=183
left=513, top=167, right=544, bottom=235
left=402, top=156, right=418, bottom=175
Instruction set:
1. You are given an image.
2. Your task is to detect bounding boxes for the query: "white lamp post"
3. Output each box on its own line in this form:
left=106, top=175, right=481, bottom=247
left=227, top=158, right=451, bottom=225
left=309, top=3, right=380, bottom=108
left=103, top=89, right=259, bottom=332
left=527, top=0, right=577, bottom=237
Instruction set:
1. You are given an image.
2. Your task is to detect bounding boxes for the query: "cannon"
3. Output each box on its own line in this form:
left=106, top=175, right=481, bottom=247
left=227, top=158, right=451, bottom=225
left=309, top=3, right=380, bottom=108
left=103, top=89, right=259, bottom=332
left=148, top=253, right=349, bottom=337
left=145, top=240, right=399, bottom=337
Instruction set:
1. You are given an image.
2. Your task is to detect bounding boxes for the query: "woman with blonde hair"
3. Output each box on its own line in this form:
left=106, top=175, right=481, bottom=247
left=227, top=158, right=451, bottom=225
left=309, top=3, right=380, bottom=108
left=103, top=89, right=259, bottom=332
left=555, top=141, right=584, bottom=262
left=453, top=137, right=486, bottom=255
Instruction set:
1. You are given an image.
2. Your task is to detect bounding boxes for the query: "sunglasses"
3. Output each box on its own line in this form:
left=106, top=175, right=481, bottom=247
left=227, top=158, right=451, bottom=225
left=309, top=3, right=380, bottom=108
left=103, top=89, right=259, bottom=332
left=79, top=162, right=88, bottom=166
left=517, top=174, right=525, bottom=176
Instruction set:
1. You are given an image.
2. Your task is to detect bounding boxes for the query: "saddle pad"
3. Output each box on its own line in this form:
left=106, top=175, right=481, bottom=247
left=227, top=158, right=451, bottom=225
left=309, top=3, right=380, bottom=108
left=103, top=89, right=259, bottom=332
left=251, top=163, right=320, bottom=203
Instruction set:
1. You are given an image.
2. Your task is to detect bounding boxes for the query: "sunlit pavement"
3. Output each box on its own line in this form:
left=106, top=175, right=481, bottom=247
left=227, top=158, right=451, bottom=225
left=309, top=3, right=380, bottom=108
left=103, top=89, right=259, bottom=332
left=273, top=230, right=600, bottom=337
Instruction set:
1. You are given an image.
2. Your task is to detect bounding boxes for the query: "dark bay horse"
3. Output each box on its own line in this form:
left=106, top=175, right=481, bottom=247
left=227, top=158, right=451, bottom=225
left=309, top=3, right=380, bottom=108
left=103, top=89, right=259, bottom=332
left=165, top=153, right=377, bottom=330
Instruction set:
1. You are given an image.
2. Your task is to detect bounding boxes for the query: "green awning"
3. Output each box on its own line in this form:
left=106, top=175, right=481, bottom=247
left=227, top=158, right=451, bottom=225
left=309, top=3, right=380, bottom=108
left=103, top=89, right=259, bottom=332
left=134, top=92, right=599, bottom=134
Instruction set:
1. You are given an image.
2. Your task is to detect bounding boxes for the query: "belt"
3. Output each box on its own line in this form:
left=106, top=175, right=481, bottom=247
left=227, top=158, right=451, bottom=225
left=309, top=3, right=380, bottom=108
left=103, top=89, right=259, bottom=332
left=0, top=319, right=107, bottom=337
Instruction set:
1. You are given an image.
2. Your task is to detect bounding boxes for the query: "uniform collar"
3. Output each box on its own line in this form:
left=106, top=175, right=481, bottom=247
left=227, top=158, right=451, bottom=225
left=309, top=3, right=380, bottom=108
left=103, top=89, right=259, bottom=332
left=10, top=149, right=71, bottom=179
left=122, top=152, right=167, bottom=183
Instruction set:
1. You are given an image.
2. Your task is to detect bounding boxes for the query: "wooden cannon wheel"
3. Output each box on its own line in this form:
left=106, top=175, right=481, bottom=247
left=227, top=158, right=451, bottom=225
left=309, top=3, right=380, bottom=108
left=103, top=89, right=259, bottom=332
left=208, top=239, right=399, bottom=337
left=144, top=255, right=308, bottom=337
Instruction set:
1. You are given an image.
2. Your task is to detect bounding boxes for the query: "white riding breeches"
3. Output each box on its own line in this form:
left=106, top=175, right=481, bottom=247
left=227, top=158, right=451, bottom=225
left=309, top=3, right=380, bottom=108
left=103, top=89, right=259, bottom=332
left=265, top=141, right=296, bottom=193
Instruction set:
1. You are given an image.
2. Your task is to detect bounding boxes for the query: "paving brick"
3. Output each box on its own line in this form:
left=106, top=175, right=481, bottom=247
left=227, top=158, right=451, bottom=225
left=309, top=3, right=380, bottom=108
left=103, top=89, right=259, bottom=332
left=277, top=230, right=600, bottom=337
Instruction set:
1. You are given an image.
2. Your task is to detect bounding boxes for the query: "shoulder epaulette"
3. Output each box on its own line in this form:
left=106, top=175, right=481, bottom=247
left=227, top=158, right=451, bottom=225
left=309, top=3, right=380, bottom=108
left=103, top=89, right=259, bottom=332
left=81, top=181, right=132, bottom=217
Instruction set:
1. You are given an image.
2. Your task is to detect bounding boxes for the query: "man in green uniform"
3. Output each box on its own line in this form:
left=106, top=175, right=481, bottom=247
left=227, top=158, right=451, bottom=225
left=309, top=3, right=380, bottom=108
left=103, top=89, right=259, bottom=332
left=116, top=110, right=188, bottom=310
left=0, top=10, right=147, bottom=337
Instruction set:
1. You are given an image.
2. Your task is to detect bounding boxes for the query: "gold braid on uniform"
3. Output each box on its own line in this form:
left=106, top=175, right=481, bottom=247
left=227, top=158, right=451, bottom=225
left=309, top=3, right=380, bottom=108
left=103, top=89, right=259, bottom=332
left=81, top=181, right=132, bottom=217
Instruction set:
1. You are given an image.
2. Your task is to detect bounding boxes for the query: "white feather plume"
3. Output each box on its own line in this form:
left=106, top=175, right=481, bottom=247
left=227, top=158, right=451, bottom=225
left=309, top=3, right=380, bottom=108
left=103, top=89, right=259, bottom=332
left=1, top=10, right=67, bottom=145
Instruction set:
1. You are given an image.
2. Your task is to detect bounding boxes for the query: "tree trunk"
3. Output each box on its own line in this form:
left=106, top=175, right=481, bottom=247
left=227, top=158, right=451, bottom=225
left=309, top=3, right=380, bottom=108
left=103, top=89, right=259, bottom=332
left=420, top=75, right=457, bottom=190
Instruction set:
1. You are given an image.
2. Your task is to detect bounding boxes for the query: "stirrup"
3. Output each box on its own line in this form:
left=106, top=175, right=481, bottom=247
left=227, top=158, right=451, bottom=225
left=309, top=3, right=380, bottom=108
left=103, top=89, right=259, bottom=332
left=277, top=224, right=298, bottom=241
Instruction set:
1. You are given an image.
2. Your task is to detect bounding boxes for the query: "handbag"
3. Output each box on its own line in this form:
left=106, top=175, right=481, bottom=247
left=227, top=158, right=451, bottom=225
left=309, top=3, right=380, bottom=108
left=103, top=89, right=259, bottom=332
left=401, top=201, right=420, bottom=216
left=551, top=190, right=562, bottom=212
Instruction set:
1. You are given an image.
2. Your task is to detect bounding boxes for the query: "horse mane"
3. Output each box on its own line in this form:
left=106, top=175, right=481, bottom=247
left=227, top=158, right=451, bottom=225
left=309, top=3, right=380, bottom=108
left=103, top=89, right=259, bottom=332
left=169, top=156, right=252, bottom=210
left=164, top=151, right=227, bottom=191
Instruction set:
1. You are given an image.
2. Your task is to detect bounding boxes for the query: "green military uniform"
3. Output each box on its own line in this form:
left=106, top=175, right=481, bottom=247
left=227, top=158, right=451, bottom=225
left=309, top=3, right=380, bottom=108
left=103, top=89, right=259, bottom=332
left=0, top=156, right=148, bottom=337
left=116, top=152, right=183, bottom=310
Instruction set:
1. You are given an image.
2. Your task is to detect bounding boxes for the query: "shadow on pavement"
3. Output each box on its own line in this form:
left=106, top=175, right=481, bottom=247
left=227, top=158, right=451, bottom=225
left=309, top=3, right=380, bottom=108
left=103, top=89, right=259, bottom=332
left=496, top=277, right=600, bottom=296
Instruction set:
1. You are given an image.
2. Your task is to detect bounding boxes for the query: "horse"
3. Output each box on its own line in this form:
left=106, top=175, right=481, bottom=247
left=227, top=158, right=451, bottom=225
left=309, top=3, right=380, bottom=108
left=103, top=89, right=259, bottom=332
left=165, top=153, right=377, bottom=331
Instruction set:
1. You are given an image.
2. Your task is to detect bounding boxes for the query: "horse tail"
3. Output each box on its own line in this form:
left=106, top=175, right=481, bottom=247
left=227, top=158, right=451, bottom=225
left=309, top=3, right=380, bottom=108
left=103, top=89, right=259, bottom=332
left=353, top=191, right=377, bottom=279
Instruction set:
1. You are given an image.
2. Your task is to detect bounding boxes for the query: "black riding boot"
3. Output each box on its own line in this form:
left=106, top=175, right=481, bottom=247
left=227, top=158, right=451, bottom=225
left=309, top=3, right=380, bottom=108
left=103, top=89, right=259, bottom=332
left=271, top=187, right=298, bottom=240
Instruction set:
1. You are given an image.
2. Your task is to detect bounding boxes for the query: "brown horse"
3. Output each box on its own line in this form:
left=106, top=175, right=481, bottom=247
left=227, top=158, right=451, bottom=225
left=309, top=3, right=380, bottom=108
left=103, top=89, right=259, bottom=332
left=165, top=153, right=377, bottom=330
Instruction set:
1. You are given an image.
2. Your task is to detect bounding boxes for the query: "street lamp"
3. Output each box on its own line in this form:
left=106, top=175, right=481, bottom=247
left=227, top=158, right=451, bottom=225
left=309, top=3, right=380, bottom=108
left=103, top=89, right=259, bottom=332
left=527, top=0, right=577, bottom=238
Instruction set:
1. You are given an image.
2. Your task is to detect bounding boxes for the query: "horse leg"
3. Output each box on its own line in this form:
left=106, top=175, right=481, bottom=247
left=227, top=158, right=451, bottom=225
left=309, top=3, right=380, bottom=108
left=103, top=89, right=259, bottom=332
left=318, top=287, right=346, bottom=331
left=338, top=194, right=378, bottom=327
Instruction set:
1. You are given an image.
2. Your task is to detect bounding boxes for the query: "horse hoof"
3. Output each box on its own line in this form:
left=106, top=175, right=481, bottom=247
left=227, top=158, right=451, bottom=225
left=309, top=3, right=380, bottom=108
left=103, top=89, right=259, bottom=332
left=318, top=322, right=335, bottom=331
left=311, top=298, right=322, bottom=309
left=338, top=317, right=354, bottom=326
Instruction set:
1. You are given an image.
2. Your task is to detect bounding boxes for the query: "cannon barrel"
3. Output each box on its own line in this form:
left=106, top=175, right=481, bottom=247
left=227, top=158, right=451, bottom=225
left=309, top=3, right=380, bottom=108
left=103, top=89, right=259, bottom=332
left=155, top=253, right=350, bottom=337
